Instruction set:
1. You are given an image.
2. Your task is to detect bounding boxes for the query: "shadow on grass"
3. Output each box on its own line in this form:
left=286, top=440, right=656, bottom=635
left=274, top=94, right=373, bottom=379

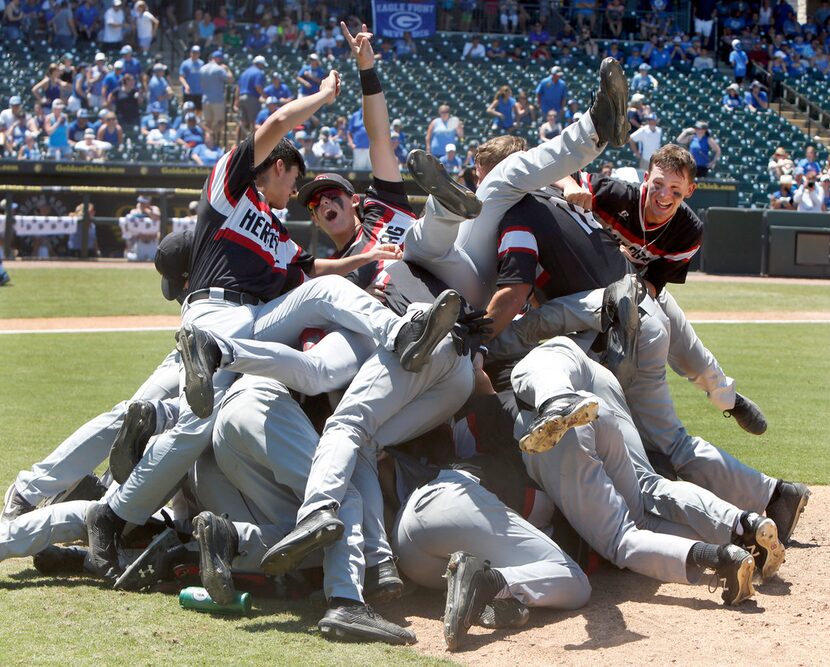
left=0, top=567, right=112, bottom=591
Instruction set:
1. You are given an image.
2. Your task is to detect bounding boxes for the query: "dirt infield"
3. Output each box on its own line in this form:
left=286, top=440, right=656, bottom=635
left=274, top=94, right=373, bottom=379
left=391, top=487, right=828, bottom=665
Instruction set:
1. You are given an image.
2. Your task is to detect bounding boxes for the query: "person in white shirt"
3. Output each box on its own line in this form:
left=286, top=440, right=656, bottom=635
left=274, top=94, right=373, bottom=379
left=133, top=1, right=159, bottom=52
left=74, top=128, right=111, bottom=161
left=312, top=126, right=343, bottom=163
left=693, top=46, right=715, bottom=71
left=101, top=0, right=125, bottom=46
left=314, top=27, right=338, bottom=59
left=462, top=36, right=486, bottom=59
left=793, top=172, right=826, bottom=212
left=145, top=116, right=177, bottom=147
left=628, top=113, right=663, bottom=170
left=0, top=96, right=23, bottom=133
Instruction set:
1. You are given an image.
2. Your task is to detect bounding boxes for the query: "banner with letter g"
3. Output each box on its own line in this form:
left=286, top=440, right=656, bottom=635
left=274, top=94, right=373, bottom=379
left=372, top=1, right=437, bottom=38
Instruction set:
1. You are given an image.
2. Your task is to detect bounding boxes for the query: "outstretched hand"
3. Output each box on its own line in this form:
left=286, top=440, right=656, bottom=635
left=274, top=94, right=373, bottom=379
left=340, top=21, right=376, bottom=69
left=320, top=70, right=341, bottom=103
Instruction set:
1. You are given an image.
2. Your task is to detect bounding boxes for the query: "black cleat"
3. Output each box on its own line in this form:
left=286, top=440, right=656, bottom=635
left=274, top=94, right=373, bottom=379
left=2, top=484, right=35, bottom=523
left=600, top=274, right=643, bottom=389
left=40, top=474, right=109, bottom=507
left=33, top=545, right=88, bottom=575
left=519, top=392, right=600, bottom=454
left=176, top=324, right=222, bottom=419
left=114, top=527, right=185, bottom=591
left=110, top=400, right=157, bottom=484
left=318, top=599, right=416, bottom=645
left=84, top=502, right=126, bottom=580
left=364, top=559, right=404, bottom=604
left=407, top=149, right=482, bottom=219
left=724, top=393, right=768, bottom=435
left=713, top=544, right=755, bottom=606
left=589, top=57, right=630, bottom=147
left=260, top=507, right=344, bottom=576
left=191, top=511, right=239, bottom=604
left=766, top=481, right=811, bottom=544
left=443, top=551, right=506, bottom=651
left=477, top=598, right=530, bottom=629
left=739, top=513, right=785, bottom=580
left=394, top=289, right=461, bottom=373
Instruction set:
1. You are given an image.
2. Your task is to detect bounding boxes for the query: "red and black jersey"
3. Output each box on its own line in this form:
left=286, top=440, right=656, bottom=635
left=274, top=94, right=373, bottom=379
left=496, top=193, right=631, bottom=302
left=188, top=134, right=314, bottom=303
left=580, top=172, right=702, bottom=294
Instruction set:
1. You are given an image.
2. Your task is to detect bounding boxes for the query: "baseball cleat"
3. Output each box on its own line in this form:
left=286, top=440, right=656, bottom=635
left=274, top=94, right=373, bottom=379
left=723, top=393, right=768, bottom=435
left=407, top=149, right=482, bottom=219
left=478, top=598, right=530, bottom=629
left=114, top=527, right=185, bottom=591
left=2, top=484, right=35, bottom=523
left=260, top=507, right=344, bottom=576
left=395, top=289, right=462, bottom=373
left=39, top=474, right=108, bottom=508
left=191, top=511, right=239, bottom=605
left=740, top=513, right=785, bottom=581
left=443, top=551, right=507, bottom=651
left=589, top=57, right=630, bottom=147
left=519, top=393, right=600, bottom=454
left=363, top=558, right=404, bottom=604
left=318, top=599, right=416, bottom=645
left=601, top=274, right=643, bottom=389
left=110, top=400, right=157, bottom=484
left=176, top=324, right=222, bottom=419
left=33, top=545, right=88, bottom=575
left=714, top=544, right=756, bottom=606
left=766, top=481, right=811, bottom=544
left=84, top=502, right=126, bottom=580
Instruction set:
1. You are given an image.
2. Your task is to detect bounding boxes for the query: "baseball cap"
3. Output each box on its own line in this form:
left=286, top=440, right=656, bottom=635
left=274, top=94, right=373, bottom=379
left=114, top=60, right=124, bottom=69
left=645, top=113, right=657, bottom=121
left=52, top=99, right=65, bottom=109
left=155, top=230, right=193, bottom=301
left=77, top=108, right=91, bottom=118
left=631, top=93, right=645, bottom=103
left=190, top=45, right=201, bottom=52
left=294, top=130, right=308, bottom=141
left=309, top=53, right=321, bottom=61
left=188, top=200, right=199, bottom=213
left=253, top=55, right=267, bottom=66
left=113, top=0, right=122, bottom=6
left=153, top=63, right=166, bottom=71
left=727, top=83, right=740, bottom=91
left=773, top=50, right=786, bottom=58
left=185, top=112, right=197, bottom=122
left=211, top=50, right=225, bottom=59
left=137, top=195, right=151, bottom=204
left=673, top=36, right=682, bottom=43
left=732, top=39, right=742, bottom=49
left=271, top=72, right=282, bottom=79
left=445, top=143, right=457, bottom=152
left=120, top=45, right=133, bottom=55
left=265, top=96, right=279, bottom=105
left=550, top=66, right=563, bottom=75
left=9, top=95, right=22, bottom=106
left=391, top=118, right=402, bottom=127
left=62, top=52, right=74, bottom=61
left=297, top=173, right=356, bottom=207
left=158, top=115, right=170, bottom=124
left=750, top=80, right=763, bottom=88
left=95, top=52, right=106, bottom=61
left=390, top=131, right=400, bottom=140
left=639, top=63, right=651, bottom=70
left=567, top=98, right=578, bottom=105
left=84, top=128, right=95, bottom=137
left=182, top=101, right=196, bottom=111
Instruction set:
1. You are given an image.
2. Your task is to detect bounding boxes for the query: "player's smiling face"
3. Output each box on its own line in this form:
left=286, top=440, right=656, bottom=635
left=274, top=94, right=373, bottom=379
left=642, top=165, right=695, bottom=226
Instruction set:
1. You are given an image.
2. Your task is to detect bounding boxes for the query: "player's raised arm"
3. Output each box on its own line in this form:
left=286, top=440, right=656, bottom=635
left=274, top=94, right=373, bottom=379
left=341, top=21, right=401, bottom=183
left=253, top=70, right=341, bottom=169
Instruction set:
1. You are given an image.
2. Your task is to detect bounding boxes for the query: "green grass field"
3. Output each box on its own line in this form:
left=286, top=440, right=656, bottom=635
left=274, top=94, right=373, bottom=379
left=0, top=269, right=828, bottom=665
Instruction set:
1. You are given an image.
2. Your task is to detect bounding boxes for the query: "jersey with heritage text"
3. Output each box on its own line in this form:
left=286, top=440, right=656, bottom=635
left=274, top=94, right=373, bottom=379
left=580, top=172, right=702, bottom=293
left=188, top=134, right=314, bottom=302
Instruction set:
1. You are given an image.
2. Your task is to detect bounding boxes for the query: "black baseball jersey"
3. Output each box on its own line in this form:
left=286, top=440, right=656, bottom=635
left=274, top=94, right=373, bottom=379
left=188, top=135, right=314, bottom=302
left=580, top=172, right=702, bottom=294
left=496, top=193, right=632, bottom=301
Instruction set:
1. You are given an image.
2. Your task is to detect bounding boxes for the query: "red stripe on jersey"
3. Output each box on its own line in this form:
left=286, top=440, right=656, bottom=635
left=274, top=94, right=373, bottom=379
left=536, top=269, right=551, bottom=288
left=214, top=227, right=288, bottom=272
left=245, top=188, right=271, bottom=214
left=581, top=171, right=595, bottom=195
left=522, top=487, right=536, bottom=519
left=365, top=196, right=416, bottom=218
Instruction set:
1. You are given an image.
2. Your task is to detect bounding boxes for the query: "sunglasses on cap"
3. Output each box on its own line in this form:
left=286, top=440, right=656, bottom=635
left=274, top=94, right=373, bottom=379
left=307, top=187, right=348, bottom=209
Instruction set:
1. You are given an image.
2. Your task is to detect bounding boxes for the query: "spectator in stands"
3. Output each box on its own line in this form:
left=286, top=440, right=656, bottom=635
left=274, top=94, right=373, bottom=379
left=768, top=146, right=793, bottom=180
left=4, top=0, right=24, bottom=41
left=172, top=101, right=196, bottom=130
left=793, top=170, right=825, bottom=212
left=101, top=0, right=125, bottom=50
left=440, top=143, right=463, bottom=175
left=32, top=64, right=71, bottom=107
left=297, top=53, right=325, bottom=98
left=141, top=101, right=163, bottom=136
left=255, top=97, right=279, bottom=131
left=132, top=1, right=159, bottom=53
left=247, top=25, right=270, bottom=51
left=572, top=0, right=598, bottom=34
left=67, top=108, right=93, bottom=146
left=391, top=118, right=408, bottom=151
left=538, top=109, right=562, bottom=141
left=44, top=99, right=70, bottom=159
left=426, top=103, right=463, bottom=158
left=745, top=80, right=769, bottom=112
left=315, top=26, right=339, bottom=59
left=812, top=46, right=830, bottom=77
left=190, top=132, right=223, bottom=166
left=722, top=83, right=746, bottom=112
left=625, top=46, right=644, bottom=69
left=332, top=115, right=348, bottom=145
left=109, top=73, right=142, bottom=128
left=295, top=130, right=322, bottom=170
left=605, top=41, right=624, bottom=61
left=145, top=115, right=176, bottom=146
left=87, top=53, right=108, bottom=111
left=74, top=127, right=111, bottom=161
left=487, top=85, right=516, bottom=133
left=649, top=38, right=673, bottom=69
left=513, top=89, right=536, bottom=128
left=0, top=96, right=24, bottom=134
left=563, top=98, right=581, bottom=123
left=101, top=60, right=123, bottom=102
left=729, top=39, right=749, bottom=84
left=693, top=46, right=716, bottom=71
left=197, top=11, right=216, bottom=49
left=176, top=113, right=205, bottom=149
left=772, top=0, right=796, bottom=34
left=629, top=113, right=663, bottom=170
left=50, top=0, right=76, bottom=51
left=693, top=0, right=717, bottom=44
left=97, top=110, right=123, bottom=148
left=535, top=66, right=567, bottom=119
left=347, top=106, right=371, bottom=170
left=67, top=202, right=99, bottom=258
left=676, top=120, right=721, bottom=177
left=395, top=31, right=418, bottom=59
left=605, top=0, right=625, bottom=37
left=74, top=0, right=99, bottom=41
left=627, top=93, right=646, bottom=131
left=528, top=21, right=551, bottom=49
left=179, top=46, right=204, bottom=110
left=821, top=174, right=830, bottom=210
left=600, top=160, right=614, bottom=177
left=578, top=26, right=598, bottom=57
left=377, top=40, right=397, bottom=63
left=119, top=46, right=143, bottom=84
left=124, top=195, right=160, bottom=262
left=236, top=54, right=266, bottom=138
left=17, top=131, right=42, bottom=160
left=200, top=50, right=233, bottom=141
left=769, top=174, right=795, bottom=209
left=312, top=127, right=344, bottom=165
left=797, top=146, right=821, bottom=175
left=148, top=63, right=173, bottom=114
left=264, top=73, right=294, bottom=106
left=631, top=63, right=658, bottom=93
left=29, top=101, right=48, bottom=136
left=787, top=52, right=808, bottom=77
left=462, top=35, right=486, bottom=60
left=8, top=113, right=29, bottom=152
left=213, top=5, right=230, bottom=32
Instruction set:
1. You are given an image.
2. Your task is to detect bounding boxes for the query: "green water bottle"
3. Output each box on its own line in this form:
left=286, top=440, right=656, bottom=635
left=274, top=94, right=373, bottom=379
left=178, top=586, right=252, bottom=616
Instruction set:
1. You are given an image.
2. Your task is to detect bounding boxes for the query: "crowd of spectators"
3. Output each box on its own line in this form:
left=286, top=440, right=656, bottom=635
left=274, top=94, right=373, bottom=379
left=767, top=143, right=830, bottom=212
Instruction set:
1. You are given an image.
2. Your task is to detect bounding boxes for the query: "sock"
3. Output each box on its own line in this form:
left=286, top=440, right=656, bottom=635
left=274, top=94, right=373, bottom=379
left=687, top=542, right=721, bottom=570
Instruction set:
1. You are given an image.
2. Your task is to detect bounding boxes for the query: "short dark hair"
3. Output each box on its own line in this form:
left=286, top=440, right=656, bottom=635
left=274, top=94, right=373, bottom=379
left=254, top=137, right=306, bottom=178
left=649, top=144, right=697, bottom=182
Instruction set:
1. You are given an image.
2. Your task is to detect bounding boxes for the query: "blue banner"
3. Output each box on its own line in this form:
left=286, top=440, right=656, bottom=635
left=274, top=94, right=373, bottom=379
left=372, top=1, right=437, bottom=39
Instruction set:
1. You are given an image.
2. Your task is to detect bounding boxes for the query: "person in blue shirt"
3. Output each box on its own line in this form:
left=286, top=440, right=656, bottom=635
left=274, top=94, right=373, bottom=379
left=729, top=39, right=749, bottom=83
left=140, top=101, right=164, bottom=136
left=797, top=145, right=822, bottom=175
left=179, top=45, right=204, bottom=109
left=67, top=108, right=93, bottom=146
left=649, top=39, right=672, bottom=68
left=75, top=0, right=99, bottom=41
left=347, top=106, right=370, bottom=170
left=535, top=66, right=567, bottom=118
left=626, top=46, right=645, bottom=69
left=296, top=54, right=325, bottom=98
left=147, top=62, right=173, bottom=113
left=722, top=83, right=746, bottom=112
left=246, top=25, right=269, bottom=50
left=236, top=54, right=267, bottom=137
left=172, top=100, right=197, bottom=130
left=391, top=118, right=408, bottom=151
left=486, top=85, right=516, bottom=132
left=119, top=46, right=143, bottom=85
left=255, top=97, right=279, bottom=130
left=176, top=113, right=205, bottom=148
left=264, top=73, right=294, bottom=106
left=631, top=63, right=658, bottom=93
left=190, top=132, right=223, bottom=166
left=102, top=61, right=123, bottom=100
left=438, top=143, right=463, bottom=175
left=745, top=81, right=769, bottom=112
left=787, top=53, right=807, bottom=76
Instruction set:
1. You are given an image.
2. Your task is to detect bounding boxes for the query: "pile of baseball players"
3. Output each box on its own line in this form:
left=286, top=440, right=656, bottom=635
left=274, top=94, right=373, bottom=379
left=1, top=24, right=811, bottom=652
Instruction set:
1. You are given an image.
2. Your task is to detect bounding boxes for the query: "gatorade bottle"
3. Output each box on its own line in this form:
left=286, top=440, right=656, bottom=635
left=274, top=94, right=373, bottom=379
left=178, top=586, right=252, bottom=615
